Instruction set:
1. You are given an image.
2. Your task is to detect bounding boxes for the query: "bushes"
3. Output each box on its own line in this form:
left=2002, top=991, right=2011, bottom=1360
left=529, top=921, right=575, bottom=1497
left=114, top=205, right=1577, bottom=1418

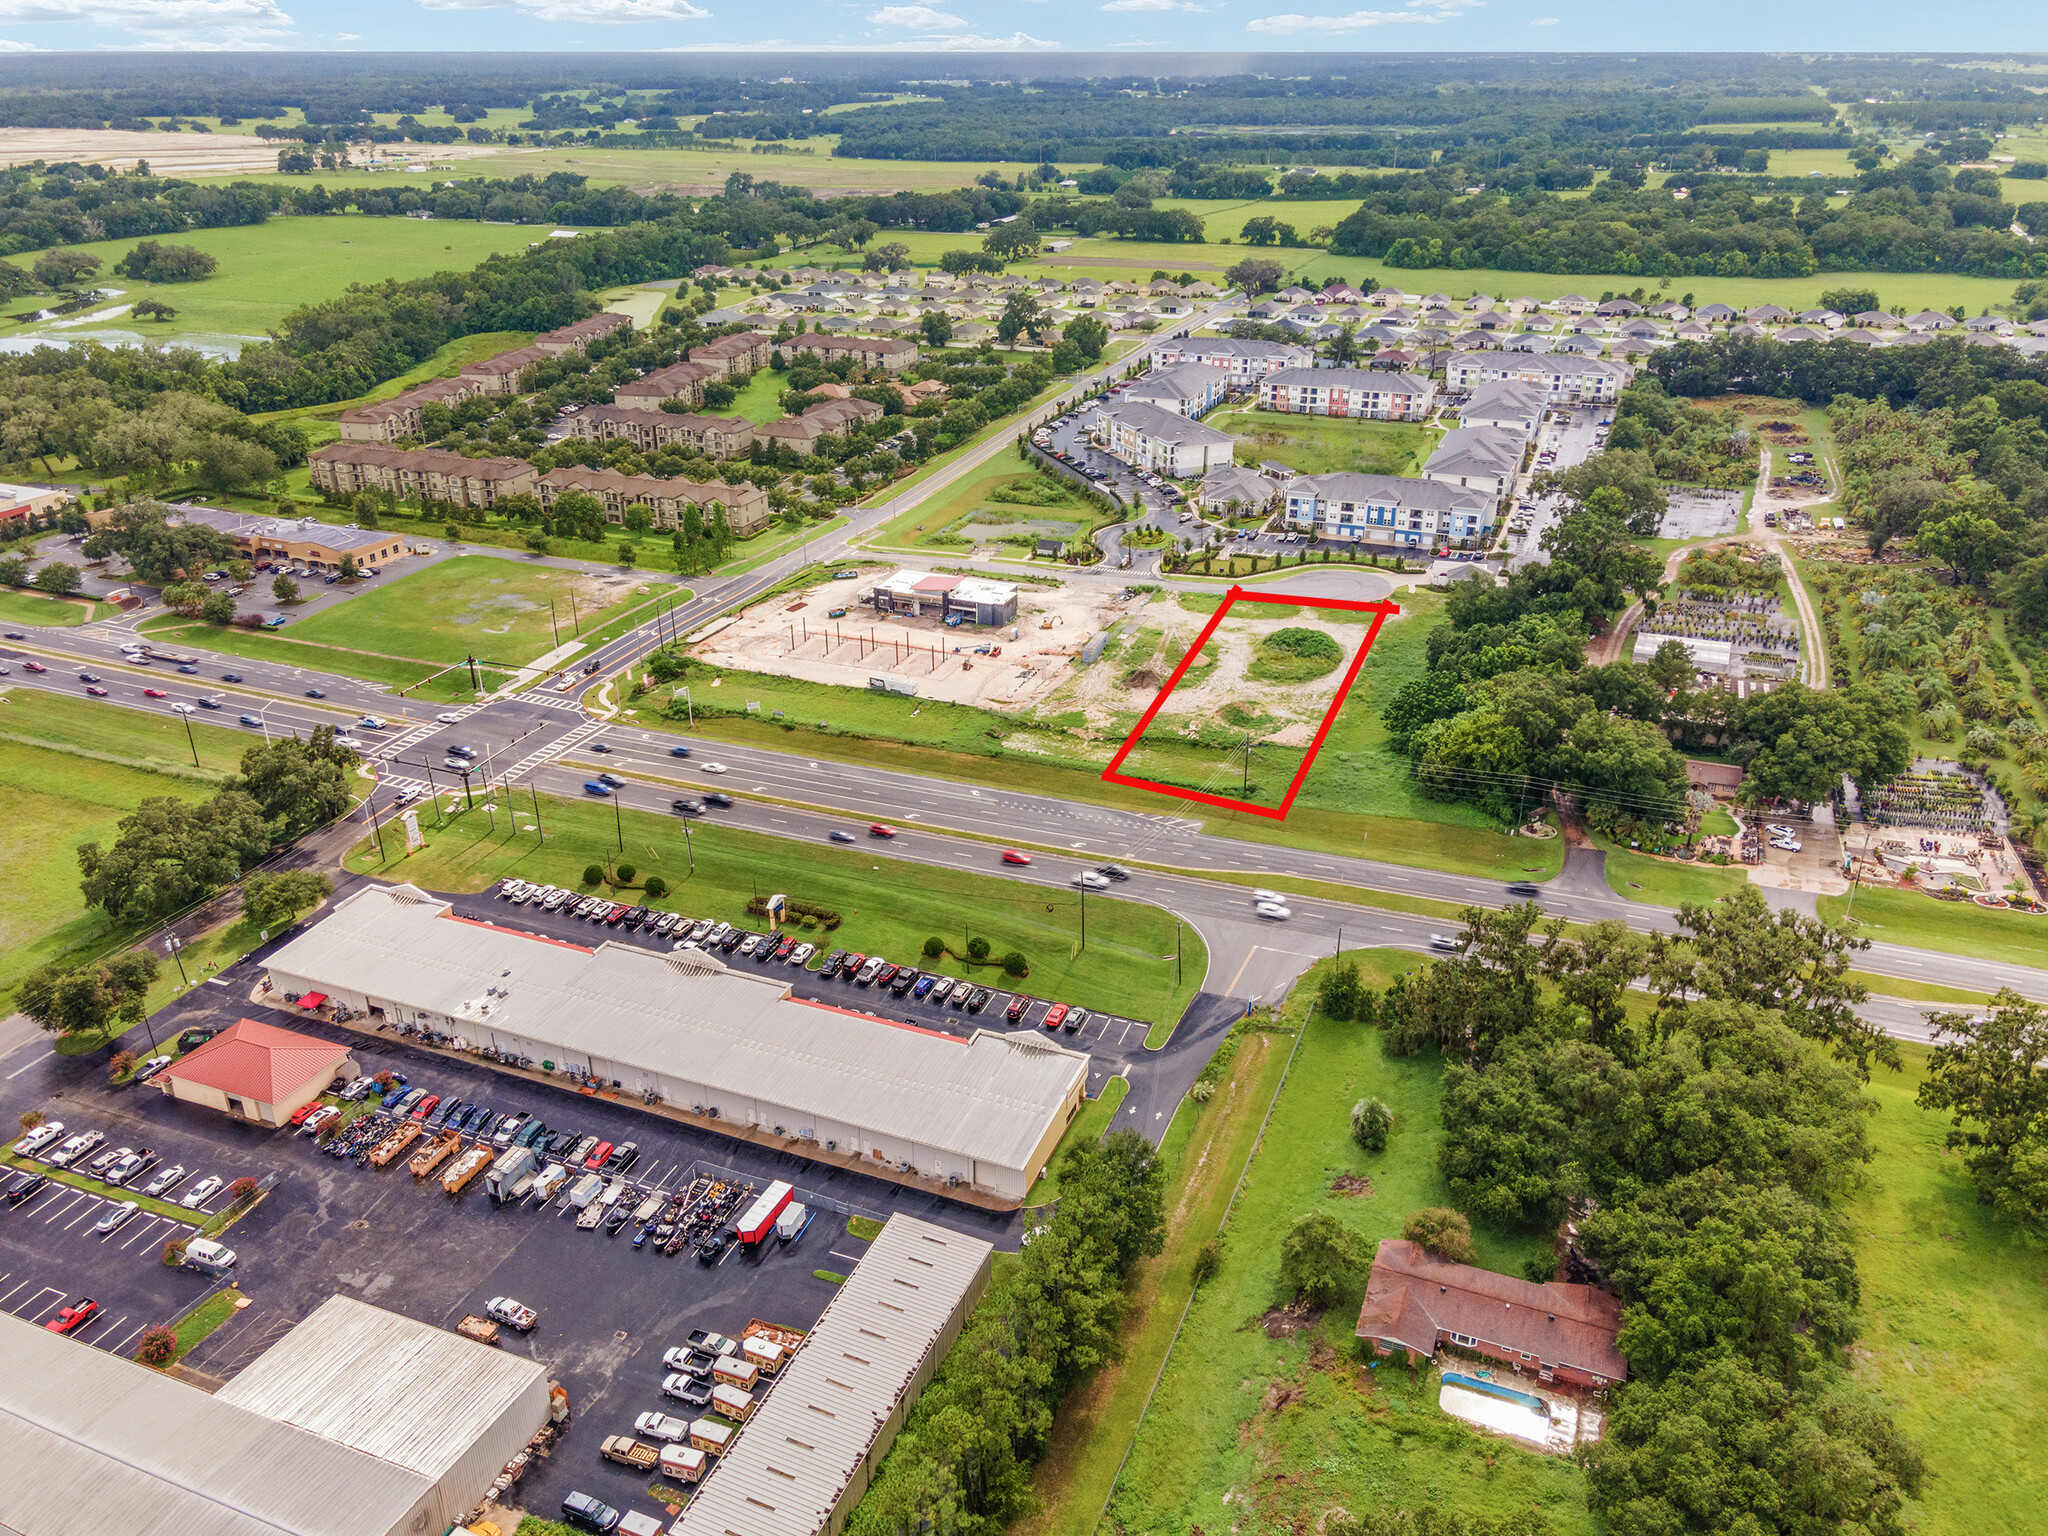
left=582, top=863, right=604, bottom=886
left=1350, top=1095, right=1392, bottom=1152
left=1279, top=1210, right=1370, bottom=1307
left=922, top=935, right=945, bottom=959
left=747, top=894, right=842, bottom=930
left=644, top=876, right=668, bottom=899
left=109, top=1050, right=138, bottom=1081
left=135, top=1327, right=177, bottom=1367
left=228, top=1176, right=259, bottom=1204
left=615, top=862, right=637, bottom=884
left=967, top=936, right=991, bottom=960
left=1001, top=951, right=1028, bottom=977
left=1401, top=1206, right=1475, bottom=1264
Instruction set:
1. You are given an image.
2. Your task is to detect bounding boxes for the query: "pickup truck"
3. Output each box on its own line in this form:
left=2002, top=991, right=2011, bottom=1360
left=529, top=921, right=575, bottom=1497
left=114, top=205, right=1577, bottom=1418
left=634, top=1411, right=691, bottom=1444
left=485, top=1296, right=537, bottom=1331
left=687, top=1328, right=740, bottom=1357
left=600, top=1435, right=660, bottom=1473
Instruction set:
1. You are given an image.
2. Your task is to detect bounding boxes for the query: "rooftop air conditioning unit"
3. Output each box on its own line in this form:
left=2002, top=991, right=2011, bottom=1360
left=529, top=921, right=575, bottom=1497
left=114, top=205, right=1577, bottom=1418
left=799, top=1128, right=815, bottom=1141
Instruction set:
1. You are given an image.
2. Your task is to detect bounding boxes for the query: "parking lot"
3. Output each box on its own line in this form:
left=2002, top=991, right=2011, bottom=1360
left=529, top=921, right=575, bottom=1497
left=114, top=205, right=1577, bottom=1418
left=1503, top=403, right=1609, bottom=570
left=1657, top=487, right=1743, bottom=540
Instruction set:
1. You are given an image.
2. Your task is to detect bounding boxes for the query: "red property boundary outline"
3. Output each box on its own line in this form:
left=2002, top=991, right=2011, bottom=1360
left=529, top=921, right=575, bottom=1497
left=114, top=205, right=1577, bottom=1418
left=1101, top=585, right=1400, bottom=822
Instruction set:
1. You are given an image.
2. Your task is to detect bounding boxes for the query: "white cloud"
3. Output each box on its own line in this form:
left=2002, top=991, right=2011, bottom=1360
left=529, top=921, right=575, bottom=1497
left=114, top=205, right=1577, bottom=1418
left=0, top=32, right=42, bottom=44
left=417, top=0, right=708, bottom=17
left=332, top=27, right=358, bottom=36
left=0, top=0, right=293, bottom=44
left=897, top=27, right=1056, bottom=45
left=1104, top=0, right=1214, bottom=11
left=869, top=4, right=965, bottom=24
left=1529, top=13, right=1558, bottom=21
left=1248, top=0, right=1477, bottom=31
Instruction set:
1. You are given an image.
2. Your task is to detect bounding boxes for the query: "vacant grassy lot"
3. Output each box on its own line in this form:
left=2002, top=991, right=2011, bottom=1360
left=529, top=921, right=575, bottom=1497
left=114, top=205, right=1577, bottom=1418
left=0, top=690, right=281, bottom=1022
left=0, top=590, right=101, bottom=627
left=1599, top=840, right=1748, bottom=908
left=1, top=216, right=525, bottom=342
left=281, top=556, right=645, bottom=667
left=1212, top=401, right=1434, bottom=478
left=137, top=616, right=505, bottom=703
left=1103, top=952, right=1590, bottom=1536
left=1850, top=1045, right=2048, bottom=1535
left=1819, top=885, right=2048, bottom=970
left=344, top=790, right=1205, bottom=1025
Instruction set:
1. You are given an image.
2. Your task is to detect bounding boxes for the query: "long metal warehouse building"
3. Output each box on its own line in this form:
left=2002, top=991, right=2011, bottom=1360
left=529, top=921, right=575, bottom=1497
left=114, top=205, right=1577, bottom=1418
left=674, top=1214, right=995, bottom=1536
left=262, top=884, right=1089, bottom=1201
left=0, top=1298, right=547, bottom=1536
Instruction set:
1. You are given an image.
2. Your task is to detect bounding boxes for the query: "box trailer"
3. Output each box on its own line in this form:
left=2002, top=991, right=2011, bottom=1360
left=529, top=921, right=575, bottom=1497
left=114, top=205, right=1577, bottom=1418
left=566, top=1172, right=604, bottom=1209
left=712, top=1356, right=759, bottom=1391
left=734, top=1180, right=794, bottom=1247
left=740, top=1336, right=786, bottom=1376
left=486, top=1145, right=539, bottom=1202
left=709, top=1382, right=755, bottom=1421
left=688, top=1418, right=736, bottom=1456
left=658, top=1443, right=708, bottom=1483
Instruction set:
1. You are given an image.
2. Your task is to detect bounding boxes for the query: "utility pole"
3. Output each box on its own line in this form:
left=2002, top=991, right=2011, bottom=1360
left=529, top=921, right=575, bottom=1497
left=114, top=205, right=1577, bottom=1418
left=613, top=790, right=623, bottom=850
left=180, top=711, right=199, bottom=768
left=529, top=783, right=543, bottom=839
left=370, top=799, right=384, bottom=859
left=1241, top=733, right=1255, bottom=799
left=1175, top=918, right=1182, bottom=987
left=548, top=598, right=560, bottom=649
left=423, top=763, right=444, bottom=827
left=682, top=815, right=694, bottom=873
left=570, top=590, right=581, bottom=636
left=167, top=934, right=189, bottom=988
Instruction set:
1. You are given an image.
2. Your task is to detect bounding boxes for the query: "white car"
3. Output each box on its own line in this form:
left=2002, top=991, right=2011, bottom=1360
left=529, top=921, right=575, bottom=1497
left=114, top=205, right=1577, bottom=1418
left=1072, top=870, right=1110, bottom=890
left=94, top=1200, right=139, bottom=1236
left=334, top=735, right=365, bottom=750
left=1255, top=902, right=1292, bottom=920
left=180, top=1175, right=224, bottom=1210
left=1253, top=888, right=1287, bottom=905
left=133, top=1055, right=173, bottom=1082
left=1773, top=840, right=1803, bottom=854
left=170, top=702, right=195, bottom=714
left=1766, top=823, right=1796, bottom=837
left=141, top=1163, right=187, bottom=1197
left=789, top=942, right=815, bottom=966
left=436, top=712, right=463, bottom=724
left=700, top=762, right=728, bottom=774
left=635, top=1411, right=691, bottom=1443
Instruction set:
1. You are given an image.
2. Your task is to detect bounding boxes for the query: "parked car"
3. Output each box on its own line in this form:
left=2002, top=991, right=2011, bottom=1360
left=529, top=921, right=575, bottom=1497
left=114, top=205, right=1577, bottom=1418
left=141, top=1164, right=187, bottom=1197
left=44, top=1298, right=99, bottom=1335
left=662, top=1373, right=713, bottom=1407
left=560, top=1492, right=621, bottom=1532
left=12, top=1122, right=64, bottom=1158
left=1006, top=995, right=1029, bottom=1024
left=180, top=1175, right=224, bottom=1209
left=967, top=987, right=991, bottom=1013
left=93, top=1201, right=139, bottom=1236
left=6, top=1172, right=50, bottom=1206
left=133, top=1055, right=173, bottom=1082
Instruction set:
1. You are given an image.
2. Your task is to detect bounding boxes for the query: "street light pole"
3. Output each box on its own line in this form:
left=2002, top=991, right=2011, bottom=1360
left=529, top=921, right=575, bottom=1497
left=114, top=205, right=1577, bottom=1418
left=682, top=815, right=694, bottom=874
left=180, top=710, right=199, bottom=768
left=613, top=790, right=623, bottom=851
left=529, top=783, right=543, bottom=839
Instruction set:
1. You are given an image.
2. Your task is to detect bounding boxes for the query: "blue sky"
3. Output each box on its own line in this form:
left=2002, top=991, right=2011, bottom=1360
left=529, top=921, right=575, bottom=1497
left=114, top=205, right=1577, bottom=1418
left=0, top=0, right=2041, bottom=55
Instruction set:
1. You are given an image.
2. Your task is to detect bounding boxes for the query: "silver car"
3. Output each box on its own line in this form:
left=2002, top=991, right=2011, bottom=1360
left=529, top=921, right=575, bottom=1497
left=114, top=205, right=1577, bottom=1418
left=94, top=1200, right=139, bottom=1236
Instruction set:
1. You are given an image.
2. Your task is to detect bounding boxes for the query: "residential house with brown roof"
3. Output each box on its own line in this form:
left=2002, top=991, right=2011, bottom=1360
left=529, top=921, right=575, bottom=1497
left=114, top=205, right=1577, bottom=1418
left=536, top=466, right=772, bottom=537
left=308, top=444, right=536, bottom=509
left=1355, top=1240, right=1628, bottom=1390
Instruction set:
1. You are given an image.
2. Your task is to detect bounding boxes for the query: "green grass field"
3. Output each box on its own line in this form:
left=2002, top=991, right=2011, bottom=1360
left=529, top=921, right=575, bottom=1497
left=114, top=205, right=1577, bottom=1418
left=725, top=369, right=789, bottom=425
left=0, top=591, right=103, bottom=627
left=1, top=216, right=527, bottom=344
left=1104, top=952, right=1589, bottom=1536
left=1820, top=885, right=2048, bottom=970
left=278, top=555, right=646, bottom=668
left=1210, top=401, right=1433, bottom=477
left=1850, top=1045, right=2048, bottom=1535
left=1599, top=840, right=1748, bottom=907
left=0, top=690, right=252, bottom=1010
left=343, top=790, right=1206, bottom=1025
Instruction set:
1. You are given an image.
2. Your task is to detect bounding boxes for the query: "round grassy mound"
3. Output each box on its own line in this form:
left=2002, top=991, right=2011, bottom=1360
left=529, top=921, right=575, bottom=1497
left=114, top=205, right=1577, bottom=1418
left=1247, top=626, right=1344, bottom=684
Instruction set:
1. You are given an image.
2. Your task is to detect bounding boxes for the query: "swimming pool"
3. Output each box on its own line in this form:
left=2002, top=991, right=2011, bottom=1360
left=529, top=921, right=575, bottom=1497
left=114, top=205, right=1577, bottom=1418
left=1443, top=1372, right=1549, bottom=1414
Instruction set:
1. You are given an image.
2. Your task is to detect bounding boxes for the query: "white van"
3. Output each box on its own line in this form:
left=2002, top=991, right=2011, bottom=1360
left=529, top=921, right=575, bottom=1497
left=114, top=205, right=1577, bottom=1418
left=182, top=1238, right=238, bottom=1277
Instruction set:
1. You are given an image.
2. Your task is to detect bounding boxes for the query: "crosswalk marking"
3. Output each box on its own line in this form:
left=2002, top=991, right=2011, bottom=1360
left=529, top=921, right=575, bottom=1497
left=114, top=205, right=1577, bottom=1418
left=496, top=720, right=610, bottom=784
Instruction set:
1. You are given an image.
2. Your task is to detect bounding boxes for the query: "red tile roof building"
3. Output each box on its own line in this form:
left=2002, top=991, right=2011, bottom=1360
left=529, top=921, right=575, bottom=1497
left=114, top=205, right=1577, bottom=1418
left=156, top=1017, right=355, bottom=1128
left=1354, top=1240, right=1627, bottom=1389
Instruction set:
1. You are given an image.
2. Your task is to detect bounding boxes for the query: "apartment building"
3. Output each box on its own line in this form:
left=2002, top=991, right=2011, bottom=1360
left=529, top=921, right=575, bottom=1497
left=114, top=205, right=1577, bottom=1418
left=688, top=332, right=774, bottom=377
left=1457, top=380, right=1548, bottom=440
left=307, top=444, right=536, bottom=509
left=1281, top=471, right=1495, bottom=550
left=785, top=333, right=922, bottom=374
left=1442, top=353, right=1631, bottom=403
left=1422, top=426, right=1525, bottom=500
left=1257, top=367, right=1437, bottom=421
left=1121, top=362, right=1228, bottom=418
left=1091, top=399, right=1235, bottom=477
left=535, top=466, right=772, bottom=538
left=567, top=404, right=756, bottom=458
left=335, top=377, right=479, bottom=444
left=459, top=345, right=553, bottom=396
left=754, top=396, right=886, bottom=456
left=1146, top=336, right=1313, bottom=381
left=534, top=312, right=633, bottom=354
left=613, top=360, right=719, bottom=411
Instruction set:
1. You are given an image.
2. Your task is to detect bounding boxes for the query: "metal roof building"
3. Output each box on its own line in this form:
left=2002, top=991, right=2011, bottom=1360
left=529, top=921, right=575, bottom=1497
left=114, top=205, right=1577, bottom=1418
left=673, top=1215, right=994, bottom=1536
left=0, top=1302, right=533, bottom=1536
left=216, top=1295, right=551, bottom=1531
left=263, top=886, right=1087, bottom=1201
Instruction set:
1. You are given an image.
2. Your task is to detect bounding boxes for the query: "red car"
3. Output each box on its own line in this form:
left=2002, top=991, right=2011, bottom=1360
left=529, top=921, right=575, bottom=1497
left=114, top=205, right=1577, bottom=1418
left=289, top=1099, right=326, bottom=1126
left=869, top=824, right=896, bottom=838
left=22, top=660, right=45, bottom=673
left=873, top=963, right=898, bottom=988
left=1001, top=850, right=1032, bottom=866
left=584, top=1140, right=613, bottom=1169
left=1043, top=1003, right=1069, bottom=1032
left=45, top=1298, right=99, bottom=1335
left=143, top=688, right=167, bottom=699
left=85, top=685, right=108, bottom=696
left=409, top=1094, right=441, bottom=1121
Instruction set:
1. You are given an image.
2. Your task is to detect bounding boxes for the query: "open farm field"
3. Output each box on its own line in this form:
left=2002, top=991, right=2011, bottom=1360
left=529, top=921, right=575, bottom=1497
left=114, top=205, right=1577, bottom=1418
left=1, top=216, right=526, bottom=351
left=343, top=791, right=1205, bottom=1026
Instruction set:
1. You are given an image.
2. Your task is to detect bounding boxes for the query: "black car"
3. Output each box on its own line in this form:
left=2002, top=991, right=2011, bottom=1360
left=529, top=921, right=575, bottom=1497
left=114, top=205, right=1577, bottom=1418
left=597, top=772, right=625, bottom=789
left=820, top=949, right=846, bottom=978
left=239, top=714, right=262, bottom=727
left=590, top=742, right=611, bottom=753
left=78, top=672, right=100, bottom=683
left=719, top=929, right=746, bottom=952
left=196, top=697, right=222, bottom=709
left=623, top=905, right=649, bottom=928
left=671, top=799, right=703, bottom=816
left=221, top=672, right=242, bottom=683
left=890, top=968, right=920, bottom=997
left=704, top=791, right=733, bottom=808
left=1505, top=882, right=1542, bottom=898
left=561, top=1492, right=621, bottom=1532
left=605, top=1140, right=639, bottom=1173
left=305, top=688, right=324, bottom=698
left=547, top=1129, right=580, bottom=1158
left=2, top=632, right=21, bottom=640
left=5, top=1172, right=49, bottom=1206
left=697, top=1233, right=729, bottom=1265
